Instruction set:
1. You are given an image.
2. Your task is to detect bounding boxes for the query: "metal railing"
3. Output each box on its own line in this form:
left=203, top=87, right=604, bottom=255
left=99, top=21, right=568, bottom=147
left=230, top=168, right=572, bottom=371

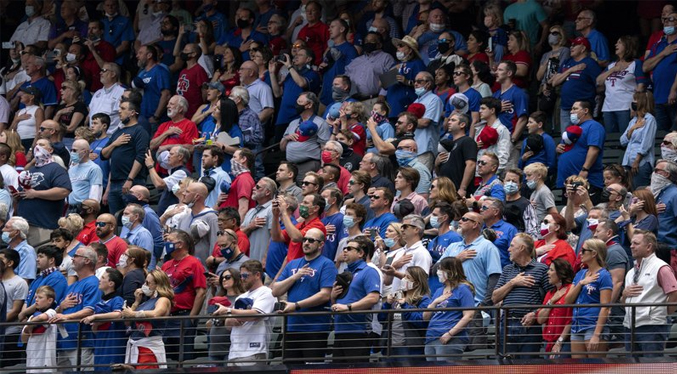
left=0, top=301, right=675, bottom=371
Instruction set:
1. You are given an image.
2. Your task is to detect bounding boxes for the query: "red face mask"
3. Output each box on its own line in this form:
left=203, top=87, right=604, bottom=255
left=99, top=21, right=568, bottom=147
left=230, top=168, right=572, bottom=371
left=321, top=151, right=333, bottom=164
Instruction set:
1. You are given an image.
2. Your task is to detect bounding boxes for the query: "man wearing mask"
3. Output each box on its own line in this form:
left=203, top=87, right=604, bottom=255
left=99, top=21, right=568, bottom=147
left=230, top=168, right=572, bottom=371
left=67, top=139, right=103, bottom=210
left=395, top=138, right=431, bottom=197
left=177, top=182, right=219, bottom=265
left=88, top=65, right=125, bottom=135
left=195, top=0, right=229, bottom=43
left=219, top=148, right=256, bottom=221
left=2, top=217, right=36, bottom=283
left=644, top=11, right=677, bottom=131
left=651, top=160, right=677, bottom=267
left=136, top=0, right=171, bottom=49
left=242, top=178, right=277, bottom=263
left=272, top=228, right=338, bottom=363
left=10, top=0, right=50, bottom=50
left=320, top=187, right=344, bottom=260
left=76, top=199, right=101, bottom=246
left=280, top=92, right=330, bottom=184
left=146, top=145, right=190, bottom=215
left=320, top=19, right=358, bottom=107
left=272, top=49, right=321, bottom=139
left=157, top=15, right=183, bottom=83
left=95, top=213, right=127, bottom=267
left=119, top=204, right=154, bottom=253
left=101, top=100, right=150, bottom=214
left=82, top=20, right=116, bottom=93
left=101, top=0, right=134, bottom=65
left=324, top=75, right=356, bottom=121
left=176, top=44, right=208, bottom=118
left=345, top=32, right=395, bottom=103
left=150, top=95, right=198, bottom=174
left=200, top=145, right=231, bottom=208
left=125, top=186, right=163, bottom=267
left=14, top=140, right=71, bottom=246
left=218, top=7, right=267, bottom=61
left=382, top=214, right=432, bottom=291
left=415, top=8, right=467, bottom=64
left=412, top=71, right=443, bottom=170
left=133, top=45, right=171, bottom=127
left=330, top=102, right=367, bottom=157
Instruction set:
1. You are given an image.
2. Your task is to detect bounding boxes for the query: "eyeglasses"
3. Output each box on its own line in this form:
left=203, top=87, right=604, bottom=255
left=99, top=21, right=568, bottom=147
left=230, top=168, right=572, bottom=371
left=95, top=221, right=109, bottom=227
left=414, top=79, right=428, bottom=84
left=292, top=43, right=303, bottom=48
left=301, top=181, right=317, bottom=186
left=73, top=254, right=86, bottom=259
left=302, top=237, right=322, bottom=244
left=222, top=275, right=233, bottom=281
left=369, top=195, right=381, bottom=200
left=217, top=230, right=237, bottom=241
left=70, top=148, right=81, bottom=153
left=580, top=248, right=594, bottom=254
left=480, top=205, right=490, bottom=211
left=254, top=184, right=263, bottom=189
left=477, top=160, right=488, bottom=166
left=401, top=224, right=416, bottom=230
left=453, top=71, right=465, bottom=76
left=460, top=216, right=476, bottom=223
left=437, top=39, right=450, bottom=44
left=348, top=180, right=356, bottom=185
left=343, top=246, right=359, bottom=252
left=663, top=17, right=677, bottom=23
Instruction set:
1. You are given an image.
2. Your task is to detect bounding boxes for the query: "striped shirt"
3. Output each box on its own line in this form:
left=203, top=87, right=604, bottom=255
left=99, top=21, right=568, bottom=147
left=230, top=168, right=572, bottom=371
left=495, top=260, right=553, bottom=317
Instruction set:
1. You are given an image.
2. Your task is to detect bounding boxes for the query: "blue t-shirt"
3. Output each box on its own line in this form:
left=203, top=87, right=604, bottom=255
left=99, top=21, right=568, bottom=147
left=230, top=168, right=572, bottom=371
left=17, top=162, right=72, bottom=229
left=427, top=230, right=463, bottom=293
left=265, top=217, right=297, bottom=278
left=195, top=11, right=229, bottom=43
left=68, top=161, right=103, bottom=205
left=425, top=283, right=475, bottom=343
left=26, top=270, right=67, bottom=307
left=321, top=213, right=344, bottom=261
left=488, top=220, right=518, bottom=268
left=134, top=65, right=171, bottom=118
left=571, top=268, right=613, bottom=333
left=386, top=59, right=426, bottom=116
left=335, top=260, right=381, bottom=333
left=218, top=29, right=268, bottom=60
left=586, top=29, right=610, bottom=63
left=657, top=184, right=677, bottom=247
left=648, top=37, right=677, bottom=104
left=320, top=42, right=358, bottom=105
left=20, top=77, right=57, bottom=107
left=278, top=255, right=338, bottom=332
left=90, top=137, right=110, bottom=187
left=58, top=275, right=101, bottom=350
left=363, top=212, right=398, bottom=239
left=492, top=84, right=528, bottom=132
left=92, top=295, right=126, bottom=368
left=559, top=56, right=603, bottom=110
left=366, top=121, right=395, bottom=153
left=556, top=119, right=605, bottom=188
left=444, top=87, right=482, bottom=118
left=15, top=241, right=37, bottom=280
left=519, top=132, right=556, bottom=170
left=275, top=67, right=321, bottom=126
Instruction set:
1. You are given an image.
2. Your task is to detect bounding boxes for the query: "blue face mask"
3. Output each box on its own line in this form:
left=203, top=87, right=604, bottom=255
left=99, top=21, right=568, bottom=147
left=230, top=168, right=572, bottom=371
left=526, top=180, right=538, bottom=190
left=384, top=238, right=396, bottom=248
left=395, top=149, right=416, bottom=166
left=430, top=215, right=441, bottom=228
left=69, top=151, right=81, bottom=164
left=414, top=87, right=427, bottom=97
left=164, top=242, right=176, bottom=256
left=503, top=181, right=519, bottom=195
left=665, top=26, right=676, bottom=35
left=570, top=113, right=581, bottom=125
left=1, top=232, right=12, bottom=244
left=221, top=247, right=234, bottom=259
left=343, top=215, right=355, bottom=228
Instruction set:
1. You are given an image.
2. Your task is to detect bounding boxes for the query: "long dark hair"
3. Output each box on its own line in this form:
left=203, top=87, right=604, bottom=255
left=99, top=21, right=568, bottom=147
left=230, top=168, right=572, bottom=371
left=219, top=97, right=239, bottom=133
left=472, top=60, right=495, bottom=86
left=217, top=268, right=246, bottom=296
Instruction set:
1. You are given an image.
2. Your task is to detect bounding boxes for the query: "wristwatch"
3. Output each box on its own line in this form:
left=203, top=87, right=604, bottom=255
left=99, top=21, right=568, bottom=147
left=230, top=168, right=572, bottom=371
left=581, top=166, right=589, bottom=172
left=347, top=304, right=352, bottom=311
left=295, top=302, right=301, bottom=311
left=557, top=337, right=564, bottom=343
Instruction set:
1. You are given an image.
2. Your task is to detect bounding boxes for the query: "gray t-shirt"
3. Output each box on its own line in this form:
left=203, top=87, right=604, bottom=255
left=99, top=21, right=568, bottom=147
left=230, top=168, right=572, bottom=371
left=178, top=208, right=220, bottom=266
left=530, top=185, right=556, bottom=223
left=216, top=253, right=250, bottom=277
left=3, top=275, right=28, bottom=334
left=242, top=201, right=274, bottom=262
left=284, top=184, right=304, bottom=205
left=283, top=116, right=330, bottom=163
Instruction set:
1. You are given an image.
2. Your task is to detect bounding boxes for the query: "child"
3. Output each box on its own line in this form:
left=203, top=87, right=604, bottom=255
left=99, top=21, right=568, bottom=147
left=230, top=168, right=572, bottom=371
left=524, top=162, right=557, bottom=223
left=21, top=286, right=57, bottom=373
left=80, top=268, right=126, bottom=370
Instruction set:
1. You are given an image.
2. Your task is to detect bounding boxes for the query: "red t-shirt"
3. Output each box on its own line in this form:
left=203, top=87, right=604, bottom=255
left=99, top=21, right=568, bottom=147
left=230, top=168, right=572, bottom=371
left=77, top=220, right=99, bottom=246
left=161, top=255, right=207, bottom=312
left=535, top=238, right=576, bottom=267
left=152, top=118, right=199, bottom=173
left=349, top=123, right=367, bottom=156
left=15, top=151, right=27, bottom=169
left=283, top=216, right=326, bottom=260
left=102, top=235, right=127, bottom=267
left=298, top=21, right=330, bottom=66
left=220, top=172, right=255, bottom=210
left=337, top=165, right=351, bottom=195
left=504, top=50, right=532, bottom=89
left=468, top=52, right=490, bottom=65
left=211, top=227, right=250, bottom=257
left=83, top=41, right=116, bottom=92
left=176, top=63, right=209, bottom=118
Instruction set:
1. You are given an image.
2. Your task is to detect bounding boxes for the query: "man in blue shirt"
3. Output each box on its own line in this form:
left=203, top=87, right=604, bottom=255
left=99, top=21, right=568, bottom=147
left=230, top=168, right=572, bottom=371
left=320, top=187, right=344, bottom=261
left=412, top=71, right=443, bottom=169
left=126, top=186, right=163, bottom=268
left=416, top=8, right=468, bottom=64
left=439, top=211, right=502, bottom=348
left=644, top=11, right=677, bottom=131
left=320, top=19, right=358, bottom=106
left=652, top=160, right=677, bottom=250
left=330, top=236, right=380, bottom=363
left=102, top=0, right=134, bottom=65
left=272, top=228, right=338, bottom=363
left=363, top=187, right=398, bottom=238
left=132, top=45, right=171, bottom=126
left=3, top=217, right=36, bottom=283
left=574, top=10, right=609, bottom=66
left=49, top=246, right=101, bottom=368
left=67, top=139, right=103, bottom=208
left=556, top=100, right=606, bottom=200
left=519, top=111, right=556, bottom=170
left=119, top=204, right=154, bottom=253
left=218, top=7, right=267, bottom=61
left=481, top=198, right=518, bottom=268
left=492, top=61, right=529, bottom=137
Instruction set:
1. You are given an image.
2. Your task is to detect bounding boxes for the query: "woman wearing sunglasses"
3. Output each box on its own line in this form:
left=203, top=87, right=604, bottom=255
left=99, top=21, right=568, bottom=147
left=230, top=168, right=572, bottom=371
left=207, top=268, right=245, bottom=362
left=565, top=239, right=612, bottom=358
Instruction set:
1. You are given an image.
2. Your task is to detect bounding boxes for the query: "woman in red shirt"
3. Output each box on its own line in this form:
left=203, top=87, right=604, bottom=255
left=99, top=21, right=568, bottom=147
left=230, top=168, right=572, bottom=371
left=503, top=30, right=532, bottom=89
left=536, top=258, right=574, bottom=355
left=535, top=212, right=576, bottom=266
left=466, top=30, right=490, bottom=65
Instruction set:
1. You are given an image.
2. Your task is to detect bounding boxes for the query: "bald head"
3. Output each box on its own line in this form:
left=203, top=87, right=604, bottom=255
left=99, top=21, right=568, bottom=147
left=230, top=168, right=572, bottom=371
left=130, top=185, right=151, bottom=202
left=240, top=60, right=258, bottom=83
left=467, top=212, right=483, bottom=225
left=399, top=138, right=418, bottom=152
left=190, top=182, right=209, bottom=199
left=73, top=138, right=89, bottom=149
left=305, top=228, right=325, bottom=241
left=82, top=199, right=101, bottom=216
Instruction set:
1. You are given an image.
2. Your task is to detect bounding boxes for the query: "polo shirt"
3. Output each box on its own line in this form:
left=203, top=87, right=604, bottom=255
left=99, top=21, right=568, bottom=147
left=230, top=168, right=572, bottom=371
left=335, top=260, right=381, bottom=333
left=89, top=84, right=126, bottom=134
left=413, top=90, right=443, bottom=154
left=487, top=219, right=518, bottom=268
left=10, top=17, right=50, bottom=46
left=245, top=79, right=274, bottom=114
left=14, top=240, right=37, bottom=280
left=571, top=267, right=613, bottom=333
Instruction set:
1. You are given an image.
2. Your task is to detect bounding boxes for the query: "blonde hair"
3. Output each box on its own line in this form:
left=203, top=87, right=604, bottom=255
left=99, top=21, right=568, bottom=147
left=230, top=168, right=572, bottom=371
left=404, top=266, right=430, bottom=305
left=387, top=222, right=406, bottom=247
left=58, top=213, right=84, bottom=235
left=148, top=269, right=175, bottom=306
left=1, top=130, right=25, bottom=166
left=524, top=162, right=548, bottom=181
left=484, top=3, right=504, bottom=26
left=582, top=239, right=607, bottom=268
left=549, top=25, right=568, bottom=47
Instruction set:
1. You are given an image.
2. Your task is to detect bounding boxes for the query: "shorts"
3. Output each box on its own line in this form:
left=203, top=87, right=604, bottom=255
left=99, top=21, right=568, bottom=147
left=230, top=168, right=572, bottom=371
left=570, top=326, right=610, bottom=342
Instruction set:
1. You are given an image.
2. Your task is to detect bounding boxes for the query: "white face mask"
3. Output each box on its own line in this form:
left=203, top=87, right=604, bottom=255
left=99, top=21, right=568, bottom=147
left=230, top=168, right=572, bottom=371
left=117, top=254, right=128, bottom=268
left=141, top=284, right=155, bottom=297
left=436, top=270, right=448, bottom=283
left=401, top=279, right=414, bottom=291
left=396, top=51, right=406, bottom=61
left=66, top=53, right=77, bottom=63
left=429, top=23, right=445, bottom=33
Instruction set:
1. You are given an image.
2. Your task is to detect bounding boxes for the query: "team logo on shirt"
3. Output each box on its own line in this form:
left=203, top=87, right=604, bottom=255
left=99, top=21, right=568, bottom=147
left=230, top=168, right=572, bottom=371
left=176, top=74, right=190, bottom=96
left=585, top=284, right=596, bottom=295
left=291, top=267, right=317, bottom=281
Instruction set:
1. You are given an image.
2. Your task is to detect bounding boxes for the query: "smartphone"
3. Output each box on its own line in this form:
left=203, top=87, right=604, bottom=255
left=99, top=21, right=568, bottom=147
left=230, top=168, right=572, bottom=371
left=487, top=37, right=493, bottom=53
left=2, top=42, right=13, bottom=50
left=385, top=256, right=395, bottom=266
left=8, top=185, right=17, bottom=194
left=274, top=301, right=287, bottom=311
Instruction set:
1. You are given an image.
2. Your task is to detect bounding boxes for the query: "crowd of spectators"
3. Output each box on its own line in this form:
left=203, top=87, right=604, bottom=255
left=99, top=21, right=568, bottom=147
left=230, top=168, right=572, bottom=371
left=0, top=0, right=676, bottom=370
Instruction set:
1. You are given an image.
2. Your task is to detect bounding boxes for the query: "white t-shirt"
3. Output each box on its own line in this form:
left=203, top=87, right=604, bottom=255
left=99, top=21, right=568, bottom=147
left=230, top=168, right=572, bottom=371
left=16, top=105, right=39, bottom=140
left=228, top=286, right=276, bottom=360
left=24, top=309, right=58, bottom=372
left=3, top=274, right=29, bottom=334
left=602, top=60, right=639, bottom=112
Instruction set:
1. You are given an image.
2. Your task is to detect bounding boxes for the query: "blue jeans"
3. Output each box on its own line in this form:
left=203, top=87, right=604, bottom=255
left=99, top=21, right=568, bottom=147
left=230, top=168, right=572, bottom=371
left=560, top=108, right=572, bottom=129
left=386, top=345, right=425, bottom=362
left=603, top=110, right=631, bottom=134
left=655, top=103, right=677, bottom=131
left=108, top=178, right=146, bottom=216
left=164, top=313, right=197, bottom=361
left=624, top=324, right=669, bottom=357
left=424, top=336, right=467, bottom=361
left=627, top=162, right=653, bottom=189
left=498, top=318, right=542, bottom=359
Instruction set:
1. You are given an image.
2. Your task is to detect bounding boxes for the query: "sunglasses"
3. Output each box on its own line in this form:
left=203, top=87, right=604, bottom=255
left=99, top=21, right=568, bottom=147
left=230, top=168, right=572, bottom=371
left=343, top=246, right=359, bottom=252
left=369, top=195, right=381, bottom=200
left=301, top=181, right=317, bottom=186
left=580, top=248, right=594, bottom=254
left=302, top=237, right=321, bottom=244
left=95, top=222, right=109, bottom=227
left=240, top=272, right=251, bottom=279
left=477, top=160, right=488, bottom=166
left=348, top=180, right=357, bottom=185
left=453, top=71, right=465, bottom=76
left=480, top=205, right=490, bottom=211
left=222, top=275, right=233, bottom=281
left=460, top=216, right=476, bottom=223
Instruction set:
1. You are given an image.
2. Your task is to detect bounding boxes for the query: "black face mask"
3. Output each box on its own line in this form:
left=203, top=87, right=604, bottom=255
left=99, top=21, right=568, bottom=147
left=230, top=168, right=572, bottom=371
left=363, top=42, right=377, bottom=54
left=236, top=19, right=250, bottom=29
left=160, top=28, right=174, bottom=36
left=437, top=42, right=451, bottom=54
left=600, top=189, right=611, bottom=203
left=180, top=52, right=191, bottom=62
left=295, top=103, right=306, bottom=114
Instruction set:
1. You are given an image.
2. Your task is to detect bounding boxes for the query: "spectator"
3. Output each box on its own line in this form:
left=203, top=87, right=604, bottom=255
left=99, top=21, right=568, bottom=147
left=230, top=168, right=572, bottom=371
left=116, top=245, right=146, bottom=307
left=536, top=213, right=576, bottom=266
left=67, top=139, right=103, bottom=208
left=491, top=60, right=528, bottom=152
left=423, top=257, right=475, bottom=360
left=475, top=98, right=510, bottom=172
left=345, top=32, right=395, bottom=102
left=649, top=160, right=677, bottom=270
left=91, top=242, right=110, bottom=279
left=219, top=148, right=255, bottom=220
left=597, top=36, right=647, bottom=134
left=469, top=153, right=505, bottom=206
left=150, top=95, right=198, bottom=173
left=9, top=0, right=50, bottom=50
left=335, top=130, right=363, bottom=172
left=50, top=246, right=101, bottom=368
left=503, top=0, right=549, bottom=52
left=503, top=169, right=538, bottom=236
left=135, top=0, right=170, bottom=49
left=73, top=199, right=99, bottom=246
left=95, top=213, right=127, bottom=268
left=146, top=145, right=190, bottom=216
left=218, top=260, right=276, bottom=366
left=535, top=258, right=575, bottom=355
left=191, top=82, right=222, bottom=146
left=13, top=55, right=57, bottom=120
left=275, top=162, right=303, bottom=203
left=19, top=245, right=67, bottom=322
left=330, top=102, right=367, bottom=157
left=382, top=214, right=433, bottom=292
left=387, top=36, right=426, bottom=118
left=161, top=229, right=207, bottom=361
left=564, top=239, right=612, bottom=358
left=79, top=267, right=126, bottom=369
left=229, top=86, right=265, bottom=178
left=2, top=217, right=34, bottom=283
left=239, top=60, right=275, bottom=124
left=480, top=198, right=517, bottom=268
left=175, top=182, right=219, bottom=265
left=81, top=20, right=117, bottom=93
left=280, top=91, right=330, bottom=183
left=156, top=15, right=183, bottom=82
left=272, top=228, right=337, bottom=362
left=427, top=202, right=463, bottom=280
left=50, top=228, right=77, bottom=285
left=320, top=20, right=357, bottom=107
left=392, top=167, right=427, bottom=216
left=0, top=138, right=21, bottom=186
left=199, top=145, right=231, bottom=208
left=615, top=189, right=659, bottom=241
left=364, top=101, right=394, bottom=155
left=195, top=0, right=228, bottom=43
left=436, top=113, right=477, bottom=198
left=35, top=120, right=70, bottom=166
left=524, top=162, right=557, bottom=222
left=207, top=207, right=250, bottom=268
left=520, top=111, right=556, bottom=170
left=210, top=97, right=244, bottom=175
left=411, top=71, right=443, bottom=168
left=644, top=11, right=677, bottom=131
left=101, top=0, right=134, bottom=65
left=133, top=45, right=171, bottom=128
left=212, top=229, right=250, bottom=278
left=242, top=177, right=276, bottom=263
left=206, top=267, right=244, bottom=362
left=300, top=171, right=323, bottom=197
left=120, top=204, right=154, bottom=253
left=536, top=25, right=570, bottom=118
left=364, top=187, right=398, bottom=239
left=334, top=202, right=366, bottom=271
left=620, top=91, right=657, bottom=188
left=88, top=113, right=111, bottom=188
left=10, top=86, right=44, bottom=153
left=319, top=187, right=344, bottom=260
left=492, top=233, right=552, bottom=358
left=176, top=44, right=209, bottom=118
left=550, top=38, right=603, bottom=129
left=100, top=99, right=150, bottom=215
left=574, top=9, right=610, bottom=66
left=121, top=269, right=174, bottom=369
left=219, top=7, right=267, bottom=61
left=0, top=248, right=29, bottom=367
left=359, top=153, right=396, bottom=194
left=20, top=283, right=58, bottom=371
left=125, top=186, right=163, bottom=266
left=622, top=230, right=677, bottom=356
left=331, top=236, right=381, bottom=363
left=446, top=65, right=481, bottom=125
left=556, top=100, right=606, bottom=200
left=53, top=80, right=88, bottom=149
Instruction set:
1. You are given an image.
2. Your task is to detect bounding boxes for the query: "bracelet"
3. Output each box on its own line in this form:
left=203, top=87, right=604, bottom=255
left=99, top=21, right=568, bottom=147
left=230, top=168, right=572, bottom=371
left=347, top=304, right=352, bottom=311
left=126, top=178, right=133, bottom=182
left=295, top=302, right=301, bottom=311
